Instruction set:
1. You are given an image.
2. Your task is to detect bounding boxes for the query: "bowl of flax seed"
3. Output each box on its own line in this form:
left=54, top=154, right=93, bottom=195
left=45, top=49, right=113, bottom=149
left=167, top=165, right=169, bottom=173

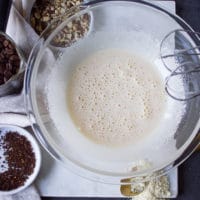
left=0, top=125, right=41, bottom=195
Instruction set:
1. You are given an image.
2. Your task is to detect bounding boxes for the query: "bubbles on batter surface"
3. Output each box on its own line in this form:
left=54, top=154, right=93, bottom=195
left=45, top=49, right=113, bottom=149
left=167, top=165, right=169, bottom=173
left=67, top=49, right=166, bottom=146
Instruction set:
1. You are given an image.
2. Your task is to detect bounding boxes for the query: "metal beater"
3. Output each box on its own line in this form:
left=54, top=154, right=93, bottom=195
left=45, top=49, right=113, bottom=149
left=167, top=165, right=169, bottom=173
left=160, top=29, right=200, bottom=101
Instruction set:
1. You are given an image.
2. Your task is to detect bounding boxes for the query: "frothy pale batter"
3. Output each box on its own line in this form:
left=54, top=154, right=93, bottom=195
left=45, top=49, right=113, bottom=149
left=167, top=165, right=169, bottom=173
left=67, top=49, right=166, bottom=146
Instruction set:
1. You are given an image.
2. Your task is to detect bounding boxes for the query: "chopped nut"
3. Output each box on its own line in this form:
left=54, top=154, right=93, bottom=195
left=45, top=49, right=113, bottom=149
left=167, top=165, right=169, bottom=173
left=34, top=12, right=41, bottom=19
left=42, top=16, right=50, bottom=22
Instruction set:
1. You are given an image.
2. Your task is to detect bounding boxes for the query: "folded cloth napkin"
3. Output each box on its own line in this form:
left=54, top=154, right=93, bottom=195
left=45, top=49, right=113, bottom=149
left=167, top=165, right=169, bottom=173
left=0, top=0, right=41, bottom=199
left=0, top=93, right=25, bottom=114
left=7, top=0, right=39, bottom=60
left=0, top=186, right=40, bottom=200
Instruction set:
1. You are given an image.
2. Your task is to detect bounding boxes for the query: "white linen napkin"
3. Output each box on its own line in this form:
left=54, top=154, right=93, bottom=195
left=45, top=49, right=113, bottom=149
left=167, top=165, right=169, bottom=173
left=0, top=186, right=40, bottom=200
left=7, top=0, right=39, bottom=60
left=0, top=0, right=41, bottom=199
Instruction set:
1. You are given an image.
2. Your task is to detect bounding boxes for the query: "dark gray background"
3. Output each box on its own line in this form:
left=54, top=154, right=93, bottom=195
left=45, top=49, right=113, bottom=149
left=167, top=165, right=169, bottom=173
left=42, top=0, right=200, bottom=200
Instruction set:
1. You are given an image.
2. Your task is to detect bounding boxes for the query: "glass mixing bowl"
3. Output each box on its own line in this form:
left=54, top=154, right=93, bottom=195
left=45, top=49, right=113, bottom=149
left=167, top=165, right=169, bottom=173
left=25, top=0, right=200, bottom=184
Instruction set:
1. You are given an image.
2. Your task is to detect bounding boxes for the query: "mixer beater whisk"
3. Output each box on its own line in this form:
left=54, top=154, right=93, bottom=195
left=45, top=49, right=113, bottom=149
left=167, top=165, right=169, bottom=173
left=160, top=29, right=200, bottom=101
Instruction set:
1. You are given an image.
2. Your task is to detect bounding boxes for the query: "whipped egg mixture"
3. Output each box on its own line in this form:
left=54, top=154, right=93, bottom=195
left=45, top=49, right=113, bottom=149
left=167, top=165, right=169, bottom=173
left=67, top=49, right=166, bottom=146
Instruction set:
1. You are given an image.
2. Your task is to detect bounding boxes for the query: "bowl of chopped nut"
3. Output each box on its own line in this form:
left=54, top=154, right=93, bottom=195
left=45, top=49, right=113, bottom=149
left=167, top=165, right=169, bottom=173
left=30, top=0, right=92, bottom=47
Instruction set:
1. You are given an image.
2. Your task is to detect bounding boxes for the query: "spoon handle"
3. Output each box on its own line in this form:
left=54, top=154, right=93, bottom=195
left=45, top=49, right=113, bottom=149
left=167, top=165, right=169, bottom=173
left=0, top=0, right=12, bottom=32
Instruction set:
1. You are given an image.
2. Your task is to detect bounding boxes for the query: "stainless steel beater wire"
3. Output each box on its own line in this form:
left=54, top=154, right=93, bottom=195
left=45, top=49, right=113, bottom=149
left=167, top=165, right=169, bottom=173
left=165, top=80, right=199, bottom=101
left=161, top=45, right=200, bottom=59
left=171, top=62, right=200, bottom=75
left=165, top=66, right=200, bottom=101
left=165, top=85, right=200, bottom=101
